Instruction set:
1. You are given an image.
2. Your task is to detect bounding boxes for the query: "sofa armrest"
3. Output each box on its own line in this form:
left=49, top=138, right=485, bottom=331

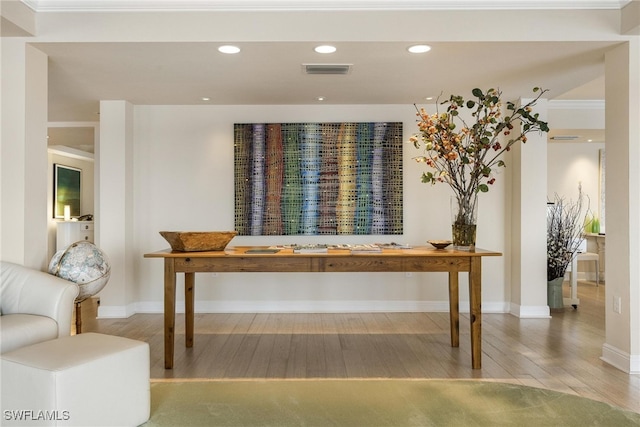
left=1, top=261, right=79, bottom=337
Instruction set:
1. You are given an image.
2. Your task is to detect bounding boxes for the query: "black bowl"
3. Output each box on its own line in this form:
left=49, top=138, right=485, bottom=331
left=427, top=240, right=452, bottom=250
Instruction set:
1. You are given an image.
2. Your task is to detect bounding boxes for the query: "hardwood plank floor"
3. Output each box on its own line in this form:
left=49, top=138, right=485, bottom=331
left=79, top=280, right=640, bottom=413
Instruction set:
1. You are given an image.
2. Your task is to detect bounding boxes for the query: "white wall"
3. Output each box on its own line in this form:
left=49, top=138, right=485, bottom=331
left=602, top=40, right=640, bottom=373
left=1, top=42, right=49, bottom=268
left=547, top=142, right=604, bottom=222
left=96, top=101, right=136, bottom=317
left=47, top=153, right=95, bottom=260
left=112, top=104, right=509, bottom=316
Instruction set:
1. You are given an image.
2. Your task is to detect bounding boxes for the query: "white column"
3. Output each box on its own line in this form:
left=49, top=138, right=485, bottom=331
left=0, top=40, right=49, bottom=269
left=602, top=39, right=640, bottom=373
left=510, top=98, right=550, bottom=318
left=96, top=100, right=135, bottom=318
left=24, top=45, right=49, bottom=269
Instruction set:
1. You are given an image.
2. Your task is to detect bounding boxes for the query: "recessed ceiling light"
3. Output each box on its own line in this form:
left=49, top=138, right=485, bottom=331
left=317, top=96, right=326, bottom=101
left=201, top=97, right=211, bottom=101
left=425, top=96, right=434, bottom=101
left=218, top=45, right=240, bottom=54
left=314, top=45, right=337, bottom=54
left=408, top=44, right=431, bottom=54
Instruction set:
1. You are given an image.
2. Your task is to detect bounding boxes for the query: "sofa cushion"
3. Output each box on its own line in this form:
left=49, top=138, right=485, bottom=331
left=0, top=314, right=58, bottom=354
left=1, top=333, right=150, bottom=427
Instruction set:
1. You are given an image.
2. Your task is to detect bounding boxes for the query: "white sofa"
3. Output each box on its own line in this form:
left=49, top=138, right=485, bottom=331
left=0, top=261, right=79, bottom=354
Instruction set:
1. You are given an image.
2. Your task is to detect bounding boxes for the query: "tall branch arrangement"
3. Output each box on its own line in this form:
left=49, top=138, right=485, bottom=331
left=411, top=87, right=550, bottom=200
left=547, top=190, right=588, bottom=281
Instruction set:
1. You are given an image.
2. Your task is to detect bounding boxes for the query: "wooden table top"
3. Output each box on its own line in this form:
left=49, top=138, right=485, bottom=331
left=145, top=246, right=502, bottom=258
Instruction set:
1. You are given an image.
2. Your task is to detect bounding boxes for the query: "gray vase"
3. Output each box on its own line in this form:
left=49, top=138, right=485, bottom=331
left=547, top=277, right=564, bottom=309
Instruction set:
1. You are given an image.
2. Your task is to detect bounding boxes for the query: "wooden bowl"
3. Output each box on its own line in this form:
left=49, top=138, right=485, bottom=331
left=427, top=240, right=452, bottom=250
left=160, top=231, right=237, bottom=252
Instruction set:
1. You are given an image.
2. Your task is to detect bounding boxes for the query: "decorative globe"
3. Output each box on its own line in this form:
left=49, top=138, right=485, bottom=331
left=49, top=241, right=111, bottom=302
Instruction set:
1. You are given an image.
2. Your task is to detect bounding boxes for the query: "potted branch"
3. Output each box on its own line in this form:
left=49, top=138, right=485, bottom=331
left=546, top=189, right=588, bottom=309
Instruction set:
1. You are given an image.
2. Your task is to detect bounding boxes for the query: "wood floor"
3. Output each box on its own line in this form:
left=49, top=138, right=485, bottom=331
left=80, top=280, right=640, bottom=413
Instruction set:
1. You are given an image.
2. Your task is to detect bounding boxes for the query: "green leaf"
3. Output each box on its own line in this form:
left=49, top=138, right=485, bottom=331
left=466, top=100, right=475, bottom=108
left=472, top=88, right=483, bottom=97
left=451, top=110, right=459, bottom=116
left=478, top=184, right=489, bottom=193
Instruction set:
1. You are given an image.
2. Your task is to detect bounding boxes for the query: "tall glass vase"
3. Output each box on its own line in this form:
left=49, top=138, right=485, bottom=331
left=451, top=194, right=478, bottom=251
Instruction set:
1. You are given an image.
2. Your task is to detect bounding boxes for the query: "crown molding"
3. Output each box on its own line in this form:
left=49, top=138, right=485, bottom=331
left=20, top=0, right=632, bottom=13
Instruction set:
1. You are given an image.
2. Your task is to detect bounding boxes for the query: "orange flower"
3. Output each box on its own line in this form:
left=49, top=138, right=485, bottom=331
left=412, top=87, right=549, bottom=199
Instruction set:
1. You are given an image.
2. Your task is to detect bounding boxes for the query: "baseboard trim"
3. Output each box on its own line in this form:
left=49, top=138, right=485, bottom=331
left=601, top=343, right=640, bottom=374
left=509, top=302, right=551, bottom=318
left=97, top=302, right=137, bottom=318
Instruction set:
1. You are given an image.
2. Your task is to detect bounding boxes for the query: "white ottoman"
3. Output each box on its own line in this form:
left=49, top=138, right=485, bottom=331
left=1, top=333, right=149, bottom=427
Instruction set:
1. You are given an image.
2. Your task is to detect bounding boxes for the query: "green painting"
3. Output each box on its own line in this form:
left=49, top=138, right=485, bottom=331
left=54, top=164, right=81, bottom=218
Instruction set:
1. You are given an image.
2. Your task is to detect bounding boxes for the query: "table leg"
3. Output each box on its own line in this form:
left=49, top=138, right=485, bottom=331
left=164, top=258, right=176, bottom=369
left=185, top=272, right=195, bottom=348
left=571, top=255, right=578, bottom=301
left=469, top=257, right=482, bottom=369
left=448, top=272, right=460, bottom=347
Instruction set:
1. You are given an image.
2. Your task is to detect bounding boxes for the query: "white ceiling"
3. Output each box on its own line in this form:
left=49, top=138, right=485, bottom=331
left=39, top=40, right=615, bottom=123
left=30, top=0, right=623, bottom=149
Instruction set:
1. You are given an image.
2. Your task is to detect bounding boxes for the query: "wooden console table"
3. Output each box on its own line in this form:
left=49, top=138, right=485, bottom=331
left=144, top=246, right=501, bottom=370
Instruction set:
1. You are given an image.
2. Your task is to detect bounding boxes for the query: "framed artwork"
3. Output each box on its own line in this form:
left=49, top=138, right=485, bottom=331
left=234, top=122, right=403, bottom=236
left=53, top=164, right=81, bottom=219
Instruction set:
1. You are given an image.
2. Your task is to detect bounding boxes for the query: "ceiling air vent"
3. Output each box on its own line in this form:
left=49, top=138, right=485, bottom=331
left=550, top=135, right=580, bottom=141
left=303, top=64, right=352, bottom=75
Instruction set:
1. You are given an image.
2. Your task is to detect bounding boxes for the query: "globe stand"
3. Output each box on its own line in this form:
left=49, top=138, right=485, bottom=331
left=75, top=301, right=83, bottom=334
left=49, top=241, right=111, bottom=335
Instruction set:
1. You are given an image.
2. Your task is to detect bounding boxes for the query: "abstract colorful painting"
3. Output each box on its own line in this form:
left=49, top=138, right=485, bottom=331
left=234, top=122, right=403, bottom=236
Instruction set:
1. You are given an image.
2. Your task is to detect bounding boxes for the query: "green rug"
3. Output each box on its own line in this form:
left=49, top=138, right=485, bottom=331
left=142, top=379, right=640, bottom=426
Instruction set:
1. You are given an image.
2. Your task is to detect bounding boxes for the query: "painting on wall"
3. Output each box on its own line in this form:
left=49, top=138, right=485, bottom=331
left=234, top=122, right=403, bottom=236
left=53, top=164, right=81, bottom=219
